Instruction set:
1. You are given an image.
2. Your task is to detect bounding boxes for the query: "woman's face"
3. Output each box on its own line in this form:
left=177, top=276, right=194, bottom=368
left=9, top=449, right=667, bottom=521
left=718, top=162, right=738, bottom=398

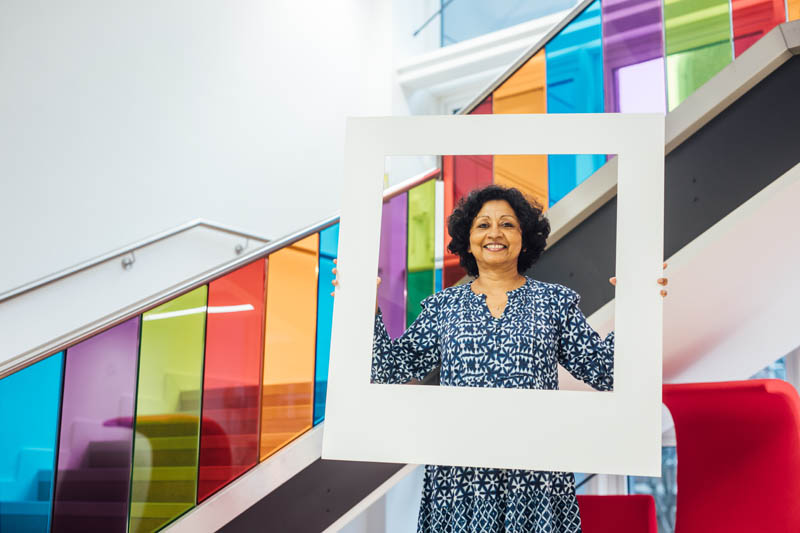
left=468, top=199, right=523, bottom=273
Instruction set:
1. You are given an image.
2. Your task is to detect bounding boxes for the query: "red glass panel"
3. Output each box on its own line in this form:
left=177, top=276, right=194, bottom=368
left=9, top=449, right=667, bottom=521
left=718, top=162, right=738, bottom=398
left=731, top=0, right=787, bottom=56
left=443, top=96, right=493, bottom=288
left=197, top=260, right=266, bottom=502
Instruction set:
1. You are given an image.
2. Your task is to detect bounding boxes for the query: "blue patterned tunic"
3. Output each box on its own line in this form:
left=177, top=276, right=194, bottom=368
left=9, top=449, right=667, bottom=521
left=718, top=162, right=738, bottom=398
left=371, top=277, right=614, bottom=533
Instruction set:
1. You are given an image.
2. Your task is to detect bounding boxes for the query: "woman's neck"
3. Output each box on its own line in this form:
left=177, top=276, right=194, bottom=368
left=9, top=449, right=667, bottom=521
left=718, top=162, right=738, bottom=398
left=472, top=267, right=526, bottom=294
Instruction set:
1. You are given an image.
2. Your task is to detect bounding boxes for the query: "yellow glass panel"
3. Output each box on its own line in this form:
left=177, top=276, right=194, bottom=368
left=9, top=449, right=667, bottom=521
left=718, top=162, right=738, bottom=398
left=260, top=235, right=319, bottom=460
left=790, top=0, right=800, bottom=21
left=493, top=49, right=548, bottom=208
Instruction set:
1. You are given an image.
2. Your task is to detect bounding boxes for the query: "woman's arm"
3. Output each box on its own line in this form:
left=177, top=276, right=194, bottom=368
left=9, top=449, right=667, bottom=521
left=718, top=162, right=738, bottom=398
left=556, top=289, right=614, bottom=391
left=371, top=294, right=441, bottom=384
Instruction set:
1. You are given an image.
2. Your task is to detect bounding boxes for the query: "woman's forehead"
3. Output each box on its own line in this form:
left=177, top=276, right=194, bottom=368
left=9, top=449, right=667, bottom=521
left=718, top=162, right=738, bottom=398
left=475, top=199, right=517, bottom=218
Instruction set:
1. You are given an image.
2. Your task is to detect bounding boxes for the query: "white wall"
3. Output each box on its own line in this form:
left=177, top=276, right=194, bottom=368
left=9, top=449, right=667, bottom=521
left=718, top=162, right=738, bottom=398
left=0, top=0, right=395, bottom=294
left=336, top=466, right=424, bottom=533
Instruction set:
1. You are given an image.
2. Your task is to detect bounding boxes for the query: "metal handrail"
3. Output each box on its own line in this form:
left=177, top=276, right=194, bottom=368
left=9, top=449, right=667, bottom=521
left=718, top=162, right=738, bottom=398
left=457, top=0, right=595, bottom=116
left=0, top=167, right=441, bottom=380
left=0, top=220, right=271, bottom=304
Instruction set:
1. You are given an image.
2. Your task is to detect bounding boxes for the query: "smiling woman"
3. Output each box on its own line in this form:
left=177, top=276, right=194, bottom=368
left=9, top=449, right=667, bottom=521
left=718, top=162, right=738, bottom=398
left=369, top=184, right=618, bottom=533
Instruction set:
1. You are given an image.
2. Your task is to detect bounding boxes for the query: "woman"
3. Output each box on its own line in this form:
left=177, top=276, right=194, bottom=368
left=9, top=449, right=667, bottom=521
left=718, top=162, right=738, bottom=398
left=335, top=185, right=667, bottom=533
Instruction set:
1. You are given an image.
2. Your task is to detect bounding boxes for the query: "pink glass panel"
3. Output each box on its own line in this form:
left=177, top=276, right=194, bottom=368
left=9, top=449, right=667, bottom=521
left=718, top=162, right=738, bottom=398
left=602, top=0, right=666, bottom=114
left=197, top=260, right=266, bottom=502
left=378, top=193, right=408, bottom=338
left=52, top=318, right=140, bottom=533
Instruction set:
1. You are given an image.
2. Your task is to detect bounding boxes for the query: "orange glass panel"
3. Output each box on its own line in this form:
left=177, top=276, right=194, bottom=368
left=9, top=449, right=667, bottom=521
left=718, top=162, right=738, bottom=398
left=198, top=260, right=265, bottom=502
left=260, top=235, right=319, bottom=460
left=493, top=50, right=548, bottom=208
left=790, top=0, right=800, bottom=21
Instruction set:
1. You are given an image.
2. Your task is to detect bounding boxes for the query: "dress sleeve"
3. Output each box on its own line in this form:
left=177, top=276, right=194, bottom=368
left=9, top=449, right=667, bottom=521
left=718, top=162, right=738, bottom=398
left=556, top=289, right=615, bottom=391
left=371, top=294, right=441, bottom=384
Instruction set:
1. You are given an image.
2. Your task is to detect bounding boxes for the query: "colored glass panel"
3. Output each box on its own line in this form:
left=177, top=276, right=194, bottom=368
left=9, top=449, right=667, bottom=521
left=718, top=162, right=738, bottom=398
left=407, top=180, right=436, bottom=325
left=664, top=0, right=733, bottom=111
left=378, top=195, right=408, bottom=338
left=441, top=0, right=577, bottom=46
left=315, top=223, right=340, bottom=424
left=791, top=0, right=800, bottom=21
left=129, top=287, right=208, bottom=533
left=731, top=0, right=786, bottom=56
left=197, top=261, right=266, bottom=502
left=261, top=235, right=318, bottom=460
left=443, top=96, right=493, bottom=289
left=493, top=49, right=549, bottom=208
left=602, top=0, right=666, bottom=114
left=0, top=353, right=64, bottom=533
left=546, top=0, right=605, bottom=206
left=52, top=319, right=139, bottom=533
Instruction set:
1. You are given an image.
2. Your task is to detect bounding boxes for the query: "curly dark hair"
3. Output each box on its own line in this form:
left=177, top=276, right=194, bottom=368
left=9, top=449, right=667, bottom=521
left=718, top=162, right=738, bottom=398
left=447, top=185, right=550, bottom=277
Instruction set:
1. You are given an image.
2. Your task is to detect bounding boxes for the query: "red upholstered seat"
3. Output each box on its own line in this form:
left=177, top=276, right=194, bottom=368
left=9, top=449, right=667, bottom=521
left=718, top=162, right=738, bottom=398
left=663, top=379, right=800, bottom=533
left=577, top=495, right=656, bottom=533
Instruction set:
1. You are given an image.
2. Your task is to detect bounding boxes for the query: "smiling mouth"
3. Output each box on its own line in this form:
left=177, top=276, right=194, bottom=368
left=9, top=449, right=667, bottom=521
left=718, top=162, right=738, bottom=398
left=484, top=244, right=507, bottom=251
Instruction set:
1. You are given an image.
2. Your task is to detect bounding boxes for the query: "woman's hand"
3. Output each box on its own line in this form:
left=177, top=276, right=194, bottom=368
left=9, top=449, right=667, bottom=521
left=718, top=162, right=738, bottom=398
left=331, top=259, right=382, bottom=313
left=609, top=262, right=668, bottom=298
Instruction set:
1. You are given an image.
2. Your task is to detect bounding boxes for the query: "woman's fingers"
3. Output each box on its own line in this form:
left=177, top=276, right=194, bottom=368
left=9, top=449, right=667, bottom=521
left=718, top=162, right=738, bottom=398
left=657, top=277, right=668, bottom=286
left=661, top=289, right=668, bottom=298
left=609, top=276, right=616, bottom=286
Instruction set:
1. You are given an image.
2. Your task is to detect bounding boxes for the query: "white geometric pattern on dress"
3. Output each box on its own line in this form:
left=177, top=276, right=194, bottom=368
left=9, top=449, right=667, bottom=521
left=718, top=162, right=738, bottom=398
left=372, top=278, right=614, bottom=533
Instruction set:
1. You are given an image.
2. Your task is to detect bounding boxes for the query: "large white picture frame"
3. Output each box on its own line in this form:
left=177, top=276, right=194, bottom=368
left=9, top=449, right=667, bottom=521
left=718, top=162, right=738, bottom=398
left=322, top=114, right=664, bottom=476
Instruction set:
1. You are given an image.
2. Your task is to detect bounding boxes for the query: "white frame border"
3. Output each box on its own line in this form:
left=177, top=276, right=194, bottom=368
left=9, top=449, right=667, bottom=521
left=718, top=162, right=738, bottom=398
left=323, top=114, right=664, bottom=476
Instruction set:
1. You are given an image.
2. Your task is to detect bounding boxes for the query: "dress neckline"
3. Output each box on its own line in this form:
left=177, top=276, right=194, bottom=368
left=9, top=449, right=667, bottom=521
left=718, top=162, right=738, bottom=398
left=468, top=277, right=532, bottom=319
left=468, top=276, right=531, bottom=298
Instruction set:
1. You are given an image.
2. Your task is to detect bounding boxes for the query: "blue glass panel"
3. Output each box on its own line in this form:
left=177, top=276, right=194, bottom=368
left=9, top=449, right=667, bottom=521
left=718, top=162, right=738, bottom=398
left=0, top=353, right=64, bottom=533
left=441, top=0, right=577, bottom=46
left=314, top=223, right=340, bottom=424
left=545, top=0, right=605, bottom=206
left=627, top=446, right=677, bottom=532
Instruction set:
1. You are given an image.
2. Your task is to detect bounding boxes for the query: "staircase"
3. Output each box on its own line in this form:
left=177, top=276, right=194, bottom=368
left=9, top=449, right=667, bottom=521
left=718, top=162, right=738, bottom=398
left=1, top=3, right=800, bottom=532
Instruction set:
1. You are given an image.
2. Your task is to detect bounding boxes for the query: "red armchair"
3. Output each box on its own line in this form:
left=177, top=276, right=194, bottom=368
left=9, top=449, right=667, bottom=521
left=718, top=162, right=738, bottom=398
left=663, top=379, right=800, bottom=533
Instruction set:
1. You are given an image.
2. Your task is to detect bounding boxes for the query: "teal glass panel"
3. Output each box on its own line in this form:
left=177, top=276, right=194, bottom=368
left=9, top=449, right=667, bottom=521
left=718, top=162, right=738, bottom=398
left=0, top=353, right=64, bottom=533
left=664, top=0, right=733, bottom=111
left=129, top=287, right=208, bottom=533
left=628, top=446, right=678, bottom=532
left=545, top=0, right=605, bottom=206
left=407, top=180, right=436, bottom=325
left=314, top=223, right=340, bottom=425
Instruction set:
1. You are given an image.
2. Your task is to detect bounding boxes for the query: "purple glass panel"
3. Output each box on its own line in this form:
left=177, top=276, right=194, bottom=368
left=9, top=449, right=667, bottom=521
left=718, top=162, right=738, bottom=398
left=378, top=193, right=408, bottom=338
left=602, top=0, right=666, bottom=114
left=52, top=318, right=140, bottom=533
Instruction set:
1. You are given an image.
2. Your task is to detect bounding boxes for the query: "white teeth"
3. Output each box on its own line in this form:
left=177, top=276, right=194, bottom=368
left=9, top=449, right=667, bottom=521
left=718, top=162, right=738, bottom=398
left=485, top=244, right=506, bottom=250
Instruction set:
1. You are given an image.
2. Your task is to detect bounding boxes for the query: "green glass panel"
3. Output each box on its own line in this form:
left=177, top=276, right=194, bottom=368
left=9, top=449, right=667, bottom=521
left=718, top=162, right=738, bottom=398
left=407, top=270, right=435, bottom=326
left=664, top=0, right=733, bottom=110
left=129, top=287, right=208, bottom=533
left=406, top=180, right=435, bottom=325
